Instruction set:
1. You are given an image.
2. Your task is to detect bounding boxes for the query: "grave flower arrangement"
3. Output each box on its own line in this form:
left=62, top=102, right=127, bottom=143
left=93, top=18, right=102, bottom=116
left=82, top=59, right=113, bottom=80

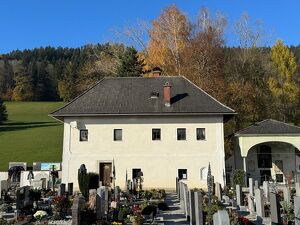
left=33, top=210, right=48, bottom=221
left=52, top=196, right=72, bottom=219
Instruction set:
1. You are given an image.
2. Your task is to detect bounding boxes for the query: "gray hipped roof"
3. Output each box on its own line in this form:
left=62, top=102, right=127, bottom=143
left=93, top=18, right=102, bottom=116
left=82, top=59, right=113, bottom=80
left=50, top=76, right=235, bottom=120
left=235, top=119, right=300, bottom=136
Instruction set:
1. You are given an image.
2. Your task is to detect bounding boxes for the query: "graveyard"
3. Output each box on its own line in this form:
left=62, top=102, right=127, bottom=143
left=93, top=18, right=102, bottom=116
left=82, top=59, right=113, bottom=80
left=1, top=160, right=300, bottom=225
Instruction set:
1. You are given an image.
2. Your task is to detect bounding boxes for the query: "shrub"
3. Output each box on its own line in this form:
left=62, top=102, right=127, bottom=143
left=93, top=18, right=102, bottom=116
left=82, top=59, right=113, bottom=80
left=88, top=173, right=99, bottom=189
left=78, top=172, right=99, bottom=198
left=118, top=206, right=132, bottom=221
left=157, top=202, right=168, bottom=211
left=233, top=170, right=245, bottom=187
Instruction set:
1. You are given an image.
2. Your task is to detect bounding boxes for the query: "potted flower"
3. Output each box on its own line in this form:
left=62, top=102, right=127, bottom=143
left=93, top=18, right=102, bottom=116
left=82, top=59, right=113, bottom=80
left=129, top=214, right=143, bottom=225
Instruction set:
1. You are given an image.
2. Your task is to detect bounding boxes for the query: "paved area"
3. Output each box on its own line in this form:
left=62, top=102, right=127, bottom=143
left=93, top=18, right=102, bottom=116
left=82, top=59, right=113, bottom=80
left=158, top=192, right=189, bottom=225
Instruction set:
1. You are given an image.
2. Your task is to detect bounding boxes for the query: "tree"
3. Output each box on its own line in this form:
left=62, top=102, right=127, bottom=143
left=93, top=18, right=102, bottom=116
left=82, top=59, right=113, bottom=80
left=58, top=62, right=76, bottom=102
left=0, top=98, right=7, bottom=123
left=117, top=47, right=144, bottom=77
left=268, top=39, right=299, bottom=122
left=184, top=7, right=227, bottom=100
left=147, top=5, right=190, bottom=75
left=12, top=69, right=34, bottom=101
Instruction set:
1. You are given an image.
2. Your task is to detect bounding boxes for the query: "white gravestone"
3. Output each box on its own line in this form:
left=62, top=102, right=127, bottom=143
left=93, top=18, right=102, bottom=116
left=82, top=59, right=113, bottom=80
left=213, top=210, right=230, bottom=225
left=255, top=188, right=265, bottom=218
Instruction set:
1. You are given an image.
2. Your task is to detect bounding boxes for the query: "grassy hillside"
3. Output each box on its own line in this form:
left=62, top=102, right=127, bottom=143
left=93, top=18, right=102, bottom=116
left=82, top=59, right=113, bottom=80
left=0, top=102, right=64, bottom=171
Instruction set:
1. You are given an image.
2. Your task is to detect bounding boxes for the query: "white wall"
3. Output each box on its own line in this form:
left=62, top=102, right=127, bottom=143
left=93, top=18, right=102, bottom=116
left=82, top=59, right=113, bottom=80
left=0, top=172, right=8, bottom=181
left=61, top=115, right=226, bottom=190
left=20, top=171, right=51, bottom=187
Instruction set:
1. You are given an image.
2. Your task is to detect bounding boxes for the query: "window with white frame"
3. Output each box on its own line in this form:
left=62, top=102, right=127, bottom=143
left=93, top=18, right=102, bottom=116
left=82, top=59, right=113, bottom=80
left=196, top=128, right=206, bottom=140
left=113, top=129, right=122, bottom=141
left=80, top=130, right=88, bottom=141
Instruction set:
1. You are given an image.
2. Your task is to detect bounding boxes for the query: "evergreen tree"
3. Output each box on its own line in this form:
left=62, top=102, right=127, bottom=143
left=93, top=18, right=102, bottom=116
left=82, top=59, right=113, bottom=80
left=0, top=98, right=7, bottom=123
left=117, top=47, right=144, bottom=77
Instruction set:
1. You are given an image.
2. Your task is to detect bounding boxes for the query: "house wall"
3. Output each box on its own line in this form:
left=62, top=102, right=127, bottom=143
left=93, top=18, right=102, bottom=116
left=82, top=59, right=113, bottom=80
left=61, top=115, right=226, bottom=190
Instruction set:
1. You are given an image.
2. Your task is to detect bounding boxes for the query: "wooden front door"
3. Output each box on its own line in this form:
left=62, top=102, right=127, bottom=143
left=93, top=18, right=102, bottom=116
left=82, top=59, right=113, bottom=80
left=99, top=163, right=112, bottom=187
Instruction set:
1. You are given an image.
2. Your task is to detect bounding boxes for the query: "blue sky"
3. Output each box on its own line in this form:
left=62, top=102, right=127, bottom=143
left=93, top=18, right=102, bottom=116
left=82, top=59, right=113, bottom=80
left=0, top=0, right=299, bottom=53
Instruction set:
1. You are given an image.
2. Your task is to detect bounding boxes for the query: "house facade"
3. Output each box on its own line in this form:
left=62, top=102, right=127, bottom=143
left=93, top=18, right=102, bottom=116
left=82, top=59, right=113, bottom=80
left=50, top=76, right=235, bottom=190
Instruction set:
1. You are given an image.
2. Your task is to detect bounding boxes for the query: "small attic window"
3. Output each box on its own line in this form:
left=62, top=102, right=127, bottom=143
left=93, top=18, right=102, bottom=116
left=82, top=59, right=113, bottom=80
left=150, top=92, right=159, bottom=98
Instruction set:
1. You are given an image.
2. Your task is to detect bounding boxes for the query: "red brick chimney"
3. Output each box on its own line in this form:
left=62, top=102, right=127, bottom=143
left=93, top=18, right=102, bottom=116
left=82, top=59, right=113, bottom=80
left=163, top=82, right=172, bottom=107
left=152, top=67, right=162, bottom=77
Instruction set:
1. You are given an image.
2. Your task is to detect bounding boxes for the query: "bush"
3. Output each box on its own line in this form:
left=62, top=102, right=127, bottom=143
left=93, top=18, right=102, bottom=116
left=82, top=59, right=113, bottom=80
left=141, top=204, right=157, bottom=215
left=88, top=173, right=99, bottom=189
left=233, top=170, right=245, bottom=187
left=78, top=172, right=99, bottom=198
left=118, top=206, right=132, bottom=221
left=157, top=202, right=168, bottom=211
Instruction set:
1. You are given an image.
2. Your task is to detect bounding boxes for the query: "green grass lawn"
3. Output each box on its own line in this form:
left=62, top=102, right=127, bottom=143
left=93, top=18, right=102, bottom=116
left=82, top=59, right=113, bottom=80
left=0, top=102, right=65, bottom=171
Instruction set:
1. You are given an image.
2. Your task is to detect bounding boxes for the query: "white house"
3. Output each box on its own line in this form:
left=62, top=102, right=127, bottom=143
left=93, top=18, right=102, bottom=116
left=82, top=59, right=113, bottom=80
left=50, top=75, right=235, bottom=190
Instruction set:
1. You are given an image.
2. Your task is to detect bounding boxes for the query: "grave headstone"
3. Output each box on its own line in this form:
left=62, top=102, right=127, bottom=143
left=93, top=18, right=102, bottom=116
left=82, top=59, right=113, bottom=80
left=72, top=194, right=85, bottom=225
left=58, top=183, right=66, bottom=196
left=255, top=188, right=265, bottom=218
left=294, top=196, right=300, bottom=225
left=189, top=190, right=195, bottom=225
left=270, top=192, right=281, bottom=224
left=96, top=186, right=109, bottom=219
left=296, top=183, right=300, bottom=197
left=283, top=187, right=291, bottom=202
left=262, top=181, right=269, bottom=202
left=41, top=178, right=47, bottom=189
left=236, top=184, right=243, bottom=207
left=194, top=191, right=204, bottom=225
left=213, top=210, right=230, bottom=225
left=89, top=189, right=97, bottom=210
left=183, top=183, right=190, bottom=219
left=249, top=178, right=254, bottom=196
left=254, top=180, right=259, bottom=190
left=222, top=195, right=230, bottom=204
left=247, top=193, right=255, bottom=215
left=114, top=186, right=120, bottom=202
left=68, top=183, right=73, bottom=195
left=215, top=182, right=222, bottom=201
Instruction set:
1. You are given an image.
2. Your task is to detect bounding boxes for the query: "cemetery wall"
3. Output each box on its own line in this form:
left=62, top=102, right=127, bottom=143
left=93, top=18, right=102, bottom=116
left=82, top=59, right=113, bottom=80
left=61, top=115, right=226, bottom=190
left=0, top=172, right=8, bottom=181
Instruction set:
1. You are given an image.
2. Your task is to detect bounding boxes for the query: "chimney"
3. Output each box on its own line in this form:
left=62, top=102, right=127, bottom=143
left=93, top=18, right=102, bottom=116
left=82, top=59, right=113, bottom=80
left=152, top=67, right=162, bottom=77
left=163, top=82, right=172, bottom=107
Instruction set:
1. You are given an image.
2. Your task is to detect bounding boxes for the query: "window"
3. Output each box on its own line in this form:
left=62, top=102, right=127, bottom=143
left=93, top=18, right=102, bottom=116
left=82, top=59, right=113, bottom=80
left=177, top=128, right=186, bottom=140
left=114, top=129, right=122, bottom=141
left=196, top=128, right=206, bottom=140
left=200, top=167, right=208, bottom=180
left=152, top=129, right=161, bottom=140
left=178, top=169, right=187, bottom=180
left=80, top=130, right=88, bottom=141
left=257, top=145, right=272, bottom=168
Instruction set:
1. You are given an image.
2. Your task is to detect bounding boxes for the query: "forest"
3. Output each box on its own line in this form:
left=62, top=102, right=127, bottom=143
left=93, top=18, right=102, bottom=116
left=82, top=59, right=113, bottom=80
left=1, top=5, right=300, bottom=147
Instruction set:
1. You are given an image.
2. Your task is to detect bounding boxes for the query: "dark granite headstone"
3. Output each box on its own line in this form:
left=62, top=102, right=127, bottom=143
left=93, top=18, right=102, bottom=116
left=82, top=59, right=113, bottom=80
left=58, top=183, right=66, bottom=196
left=189, top=190, right=195, bottom=225
left=68, top=183, right=73, bottom=195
